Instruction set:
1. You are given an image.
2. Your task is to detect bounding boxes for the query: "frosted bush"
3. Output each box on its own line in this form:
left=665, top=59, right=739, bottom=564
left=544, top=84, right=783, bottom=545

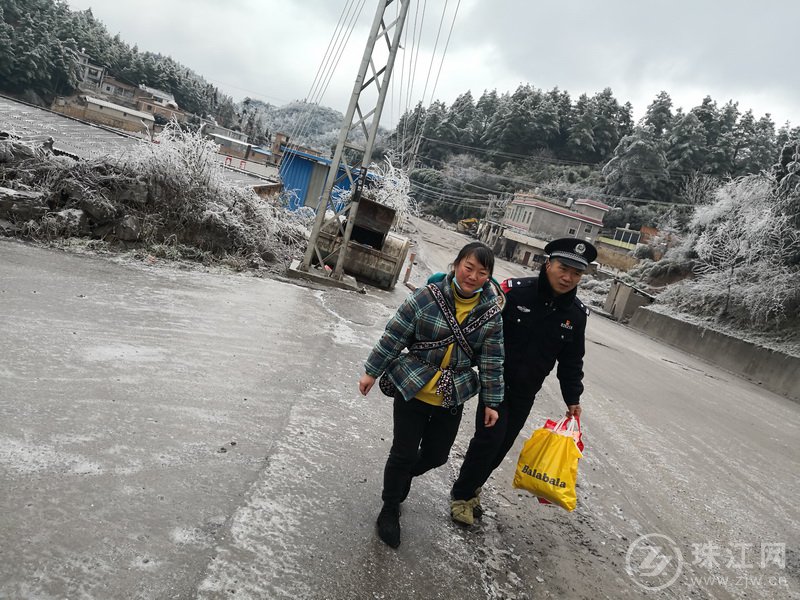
left=655, top=174, right=800, bottom=331
left=112, top=124, right=309, bottom=269
left=316, top=158, right=418, bottom=232
left=368, top=158, right=419, bottom=227
left=658, top=265, right=799, bottom=332
left=5, top=123, right=308, bottom=271
left=690, top=176, right=798, bottom=273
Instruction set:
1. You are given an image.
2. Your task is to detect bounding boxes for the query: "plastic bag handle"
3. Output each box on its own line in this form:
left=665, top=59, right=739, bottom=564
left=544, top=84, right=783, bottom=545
left=554, top=415, right=581, bottom=433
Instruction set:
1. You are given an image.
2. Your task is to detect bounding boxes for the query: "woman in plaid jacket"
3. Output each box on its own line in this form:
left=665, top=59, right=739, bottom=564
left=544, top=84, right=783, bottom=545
left=358, top=242, right=505, bottom=549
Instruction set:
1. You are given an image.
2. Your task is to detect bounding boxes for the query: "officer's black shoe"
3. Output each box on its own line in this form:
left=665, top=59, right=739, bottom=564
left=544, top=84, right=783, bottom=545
left=376, top=503, right=401, bottom=548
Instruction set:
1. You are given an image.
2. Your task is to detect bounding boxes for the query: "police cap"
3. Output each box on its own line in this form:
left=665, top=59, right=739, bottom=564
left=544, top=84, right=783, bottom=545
left=545, top=238, right=598, bottom=271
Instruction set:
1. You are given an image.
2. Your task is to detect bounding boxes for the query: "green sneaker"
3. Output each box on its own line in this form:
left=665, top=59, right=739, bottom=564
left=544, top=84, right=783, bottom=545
left=450, top=498, right=474, bottom=526
left=470, top=487, right=483, bottom=520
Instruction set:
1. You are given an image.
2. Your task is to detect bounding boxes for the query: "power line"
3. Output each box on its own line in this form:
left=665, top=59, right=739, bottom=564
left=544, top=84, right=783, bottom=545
left=406, top=0, right=450, bottom=163
left=420, top=135, right=601, bottom=167
left=281, top=0, right=367, bottom=176
left=413, top=154, right=688, bottom=208
left=410, top=180, right=493, bottom=203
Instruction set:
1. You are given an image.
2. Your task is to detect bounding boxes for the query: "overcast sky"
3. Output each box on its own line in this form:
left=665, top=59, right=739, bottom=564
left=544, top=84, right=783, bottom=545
left=65, top=0, right=799, bottom=130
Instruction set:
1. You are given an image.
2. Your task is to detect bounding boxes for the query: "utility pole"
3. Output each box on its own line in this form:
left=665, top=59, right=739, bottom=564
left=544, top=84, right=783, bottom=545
left=485, top=194, right=496, bottom=221
left=300, top=0, right=412, bottom=280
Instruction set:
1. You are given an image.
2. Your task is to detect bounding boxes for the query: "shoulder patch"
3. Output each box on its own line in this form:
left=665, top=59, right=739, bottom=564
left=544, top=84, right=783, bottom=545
left=503, top=277, right=536, bottom=291
left=574, top=296, right=590, bottom=316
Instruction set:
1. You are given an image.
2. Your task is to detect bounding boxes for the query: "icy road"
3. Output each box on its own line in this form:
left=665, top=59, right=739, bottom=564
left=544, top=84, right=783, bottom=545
left=1, top=226, right=797, bottom=599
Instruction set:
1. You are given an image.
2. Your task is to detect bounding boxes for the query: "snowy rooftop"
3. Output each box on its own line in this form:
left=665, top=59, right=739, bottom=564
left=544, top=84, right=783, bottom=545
left=208, top=133, right=250, bottom=146
left=138, top=84, right=175, bottom=103
left=512, top=198, right=605, bottom=226
left=574, top=198, right=612, bottom=211
left=84, top=96, right=155, bottom=122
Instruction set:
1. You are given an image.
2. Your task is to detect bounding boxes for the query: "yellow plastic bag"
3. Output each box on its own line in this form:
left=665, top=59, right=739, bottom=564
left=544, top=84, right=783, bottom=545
left=512, top=419, right=583, bottom=511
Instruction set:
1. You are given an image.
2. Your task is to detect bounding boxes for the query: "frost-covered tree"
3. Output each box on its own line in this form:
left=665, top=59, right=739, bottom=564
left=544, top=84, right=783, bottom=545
left=528, top=98, right=561, bottom=150
left=603, top=126, right=670, bottom=200
left=663, top=175, right=800, bottom=325
left=440, top=91, right=476, bottom=146
left=590, top=87, right=626, bottom=161
left=546, top=87, right=573, bottom=154
left=602, top=203, right=664, bottom=230
left=644, top=91, right=674, bottom=139
left=367, top=159, right=418, bottom=226
left=483, top=85, right=540, bottom=157
left=666, top=113, right=708, bottom=175
left=472, top=89, right=499, bottom=146
left=731, top=112, right=777, bottom=175
left=706, top=100, right=741, bottom=176
left=566, top=93, right=596, bottom=162
left=773, top=141, right=800, bottom=264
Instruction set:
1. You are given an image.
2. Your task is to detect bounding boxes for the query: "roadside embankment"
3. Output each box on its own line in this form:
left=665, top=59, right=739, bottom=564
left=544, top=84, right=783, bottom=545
left=629, top=308, right=799, bottom=403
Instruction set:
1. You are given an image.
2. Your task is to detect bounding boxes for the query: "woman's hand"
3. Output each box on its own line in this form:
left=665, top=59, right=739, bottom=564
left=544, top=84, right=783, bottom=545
left=359, top=373, right=376, bottom=396
left=565, top=404, right=582, bottom=419
left=484, top=406, right=499, bottom=427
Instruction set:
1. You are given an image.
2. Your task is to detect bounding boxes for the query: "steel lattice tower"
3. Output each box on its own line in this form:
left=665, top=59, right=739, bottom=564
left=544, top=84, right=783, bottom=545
left=299, top=0, right=412, bottom=280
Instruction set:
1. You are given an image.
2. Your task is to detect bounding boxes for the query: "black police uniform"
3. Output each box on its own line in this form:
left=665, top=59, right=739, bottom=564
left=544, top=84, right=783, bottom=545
left=451, top=239, right=593, bottom=503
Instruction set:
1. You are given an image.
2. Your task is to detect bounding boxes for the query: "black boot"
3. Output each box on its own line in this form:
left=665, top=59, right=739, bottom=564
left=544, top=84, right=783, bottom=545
left=376, top=503, right=401, bottom=548
left=399, top=476, right=412, bottom=503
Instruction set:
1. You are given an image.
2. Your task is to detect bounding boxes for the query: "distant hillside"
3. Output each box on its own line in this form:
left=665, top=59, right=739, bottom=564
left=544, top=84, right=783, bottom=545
left=239, top=99, right=341, bottom=155
left=240, top=98, right=393, bottom=158
left=0, top=0, right=358, bottom=154
left=0, top=0, right=237, bottom=127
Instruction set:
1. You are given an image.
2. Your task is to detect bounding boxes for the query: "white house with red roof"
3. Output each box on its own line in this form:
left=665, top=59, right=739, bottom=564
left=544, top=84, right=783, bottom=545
left=478, top=192, right=610, bottom=267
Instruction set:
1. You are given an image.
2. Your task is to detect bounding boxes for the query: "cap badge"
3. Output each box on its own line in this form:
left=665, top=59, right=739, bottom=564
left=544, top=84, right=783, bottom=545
left=575, top=243, right=586, bottom=255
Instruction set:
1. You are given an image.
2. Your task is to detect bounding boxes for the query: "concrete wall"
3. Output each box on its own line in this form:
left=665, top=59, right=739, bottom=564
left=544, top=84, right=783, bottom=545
left=574, top=203, right=605, bottom=220
left=53, top=104, right=149, bottom=134
left=629, top=308, right=800, bottom=403
left=530, top=209, right=584, bottom=237
left=597, top=246, right=639, bottom=271
left=604, top=281, right=653, bottom=321
left=215, top=154, right=279, bottom=178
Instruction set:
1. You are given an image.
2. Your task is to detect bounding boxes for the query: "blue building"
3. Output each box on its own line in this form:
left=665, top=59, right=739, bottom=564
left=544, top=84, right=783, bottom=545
left=278, top=147, right=381, bottom=211
left=279, top=147, right=353, bottom=211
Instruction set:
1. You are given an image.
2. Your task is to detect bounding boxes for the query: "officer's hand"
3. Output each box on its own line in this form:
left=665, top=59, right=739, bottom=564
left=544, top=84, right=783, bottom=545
left=565, top=404, right=582, bottom=419
left=484, top=407, right=499, bottom=427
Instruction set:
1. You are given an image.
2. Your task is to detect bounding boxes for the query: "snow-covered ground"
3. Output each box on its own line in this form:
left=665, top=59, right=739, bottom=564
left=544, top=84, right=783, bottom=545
left=2, top=222, right=798, bottom=599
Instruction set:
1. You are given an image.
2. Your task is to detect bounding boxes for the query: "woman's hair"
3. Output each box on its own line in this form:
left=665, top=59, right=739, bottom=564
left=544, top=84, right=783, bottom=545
left=453, top=241, right=495, bottom=278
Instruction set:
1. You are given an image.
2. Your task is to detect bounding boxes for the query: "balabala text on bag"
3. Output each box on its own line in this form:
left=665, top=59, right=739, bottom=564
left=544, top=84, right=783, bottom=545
left=520, top=465, right=567, bottom=488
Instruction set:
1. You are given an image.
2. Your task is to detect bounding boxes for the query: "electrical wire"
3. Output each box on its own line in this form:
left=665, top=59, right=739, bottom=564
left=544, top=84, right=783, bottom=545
left=290, top=0, right=365, bottom=144
left=281, top=0, right=366, bottom=177
left=399, top=0, right=426, bottom=167
left=413, top=153, right=686, bottom=208
left=406, top=0, right=461, bottom=170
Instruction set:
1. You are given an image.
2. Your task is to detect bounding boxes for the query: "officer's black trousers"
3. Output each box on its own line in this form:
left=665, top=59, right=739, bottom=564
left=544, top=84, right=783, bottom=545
left=382, top=395, right=463, bottom=506
left=451, top=387, right=535, bottom=501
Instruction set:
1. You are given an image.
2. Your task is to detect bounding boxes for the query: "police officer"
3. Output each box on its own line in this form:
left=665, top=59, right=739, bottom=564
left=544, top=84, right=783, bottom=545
left=450, top=237, right=597, bottom=525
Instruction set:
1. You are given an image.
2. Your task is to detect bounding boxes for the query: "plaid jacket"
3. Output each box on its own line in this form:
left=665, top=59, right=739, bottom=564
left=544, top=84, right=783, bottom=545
left=364, top=273, right=505, bottom=408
